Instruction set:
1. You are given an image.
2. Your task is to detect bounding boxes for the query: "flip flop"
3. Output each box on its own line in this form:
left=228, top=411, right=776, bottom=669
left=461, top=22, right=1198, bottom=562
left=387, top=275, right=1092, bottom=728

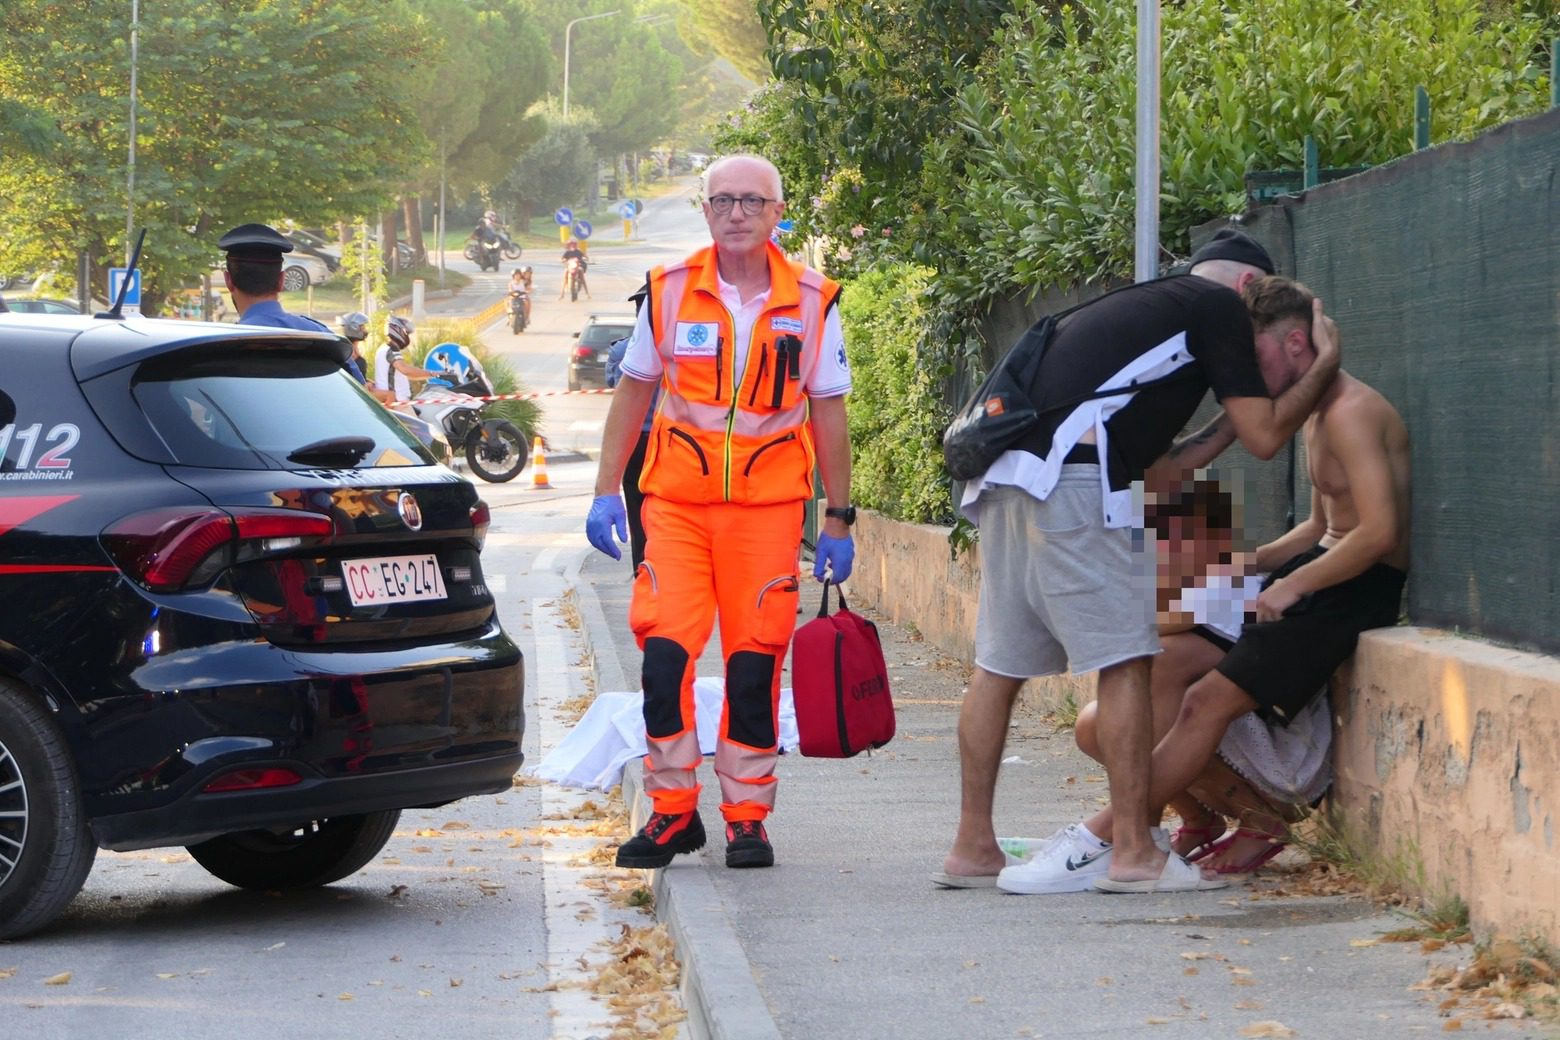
left=1092, top=852, right=1229, bottom=894
left=1175, top=821, right=1228, bottom=862
left=931, top=851, right=1023, bottom=889
left=1199, top=828, right=1288, bottom=876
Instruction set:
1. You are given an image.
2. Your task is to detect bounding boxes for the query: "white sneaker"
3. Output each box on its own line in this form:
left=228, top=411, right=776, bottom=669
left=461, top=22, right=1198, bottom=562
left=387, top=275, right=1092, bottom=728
left=997, top=824, right=1076, bottom=861
left=996, top=825, right=1112, bottom=894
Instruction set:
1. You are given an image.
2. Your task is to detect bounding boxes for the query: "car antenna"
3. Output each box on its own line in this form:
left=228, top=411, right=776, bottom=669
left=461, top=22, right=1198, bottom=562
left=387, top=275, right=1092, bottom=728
left=96, top=228, right=147, bottom=320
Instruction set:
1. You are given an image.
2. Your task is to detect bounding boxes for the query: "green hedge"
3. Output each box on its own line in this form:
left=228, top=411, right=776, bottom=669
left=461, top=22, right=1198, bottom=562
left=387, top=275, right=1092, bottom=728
left=840, top=264, right=956, bottom=525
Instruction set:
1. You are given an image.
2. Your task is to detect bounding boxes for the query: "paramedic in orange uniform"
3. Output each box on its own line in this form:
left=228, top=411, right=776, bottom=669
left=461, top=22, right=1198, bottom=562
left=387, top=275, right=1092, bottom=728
left=587, top=154, right=856, bottom=870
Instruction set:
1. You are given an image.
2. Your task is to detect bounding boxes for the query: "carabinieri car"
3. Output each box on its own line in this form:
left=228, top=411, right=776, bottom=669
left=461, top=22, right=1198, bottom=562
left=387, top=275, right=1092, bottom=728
left=0, top=312, right=523, bottom=939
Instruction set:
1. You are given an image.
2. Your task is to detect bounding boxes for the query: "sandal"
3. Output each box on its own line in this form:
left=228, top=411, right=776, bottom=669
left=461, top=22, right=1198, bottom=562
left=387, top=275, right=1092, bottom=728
left=1173, top=820, right=1228, bottom=862
left=1198, top=828, right=1288, bottom=876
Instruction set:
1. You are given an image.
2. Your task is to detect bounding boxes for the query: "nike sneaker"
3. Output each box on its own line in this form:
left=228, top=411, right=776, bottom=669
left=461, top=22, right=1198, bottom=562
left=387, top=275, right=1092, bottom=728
left=725, top=820, right=775, bottom=869
left=996, top=823, right=1112, bottom=894
left=616, top=810, right=707, bottom=869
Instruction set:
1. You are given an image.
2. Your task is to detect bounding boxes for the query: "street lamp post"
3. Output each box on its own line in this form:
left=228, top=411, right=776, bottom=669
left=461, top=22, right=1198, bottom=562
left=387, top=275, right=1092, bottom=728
left=562, top=10, right=620, bottom=120
left=126, top=0, right=139, bottom=267
left=1133, top=0, right=1160, bottom=283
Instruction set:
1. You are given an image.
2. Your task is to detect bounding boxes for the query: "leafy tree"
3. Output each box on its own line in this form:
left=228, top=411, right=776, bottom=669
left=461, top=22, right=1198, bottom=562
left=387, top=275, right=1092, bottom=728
left=0, top=0, right=429, bottom=313
left=494, top=103, right=598, bottom=222
left=672, top=0, right=769, bottom=82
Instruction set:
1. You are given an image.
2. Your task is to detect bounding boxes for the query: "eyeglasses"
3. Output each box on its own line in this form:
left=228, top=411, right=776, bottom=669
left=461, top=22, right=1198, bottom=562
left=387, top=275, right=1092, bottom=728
left=707, top=194, right=778, bottom=216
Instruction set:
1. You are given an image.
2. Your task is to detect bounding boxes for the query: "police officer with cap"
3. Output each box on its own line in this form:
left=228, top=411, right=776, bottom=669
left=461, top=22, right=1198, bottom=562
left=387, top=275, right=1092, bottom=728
left=218, top=222, right=330, bottom=331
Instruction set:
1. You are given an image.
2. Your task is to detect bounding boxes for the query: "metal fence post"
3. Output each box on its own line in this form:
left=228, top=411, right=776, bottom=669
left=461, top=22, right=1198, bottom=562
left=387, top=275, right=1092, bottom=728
left=1415, top=85, right=1431, bottom=149
left=1303, top=136, right=1319, bottom=189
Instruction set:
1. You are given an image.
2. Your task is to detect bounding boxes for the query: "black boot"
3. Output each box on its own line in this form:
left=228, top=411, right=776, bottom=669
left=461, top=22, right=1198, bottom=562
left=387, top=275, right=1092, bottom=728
left=615, top=810, right=706, bottom=869
left=725, top=820, right=774, bottom=869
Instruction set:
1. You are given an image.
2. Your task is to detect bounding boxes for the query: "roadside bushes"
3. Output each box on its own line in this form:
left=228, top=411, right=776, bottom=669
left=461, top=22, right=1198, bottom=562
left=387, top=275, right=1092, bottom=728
left=839, top=264, right=955, bottom=525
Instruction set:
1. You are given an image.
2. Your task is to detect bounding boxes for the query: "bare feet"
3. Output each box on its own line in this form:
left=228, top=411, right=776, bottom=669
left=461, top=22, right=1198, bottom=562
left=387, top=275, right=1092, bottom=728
left=940, top=845, right=1008, bottom=880
left=1198, top=827, right=1287, bottom=875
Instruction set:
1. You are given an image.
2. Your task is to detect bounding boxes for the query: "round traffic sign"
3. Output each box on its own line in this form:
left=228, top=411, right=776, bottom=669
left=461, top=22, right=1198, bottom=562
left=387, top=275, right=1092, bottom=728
left=572, top=219, right=593, bottom=240
left=554, top=207, right=574, bottom=226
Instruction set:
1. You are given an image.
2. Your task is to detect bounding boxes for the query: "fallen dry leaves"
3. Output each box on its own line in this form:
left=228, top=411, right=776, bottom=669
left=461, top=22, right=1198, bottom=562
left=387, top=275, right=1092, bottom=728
left=1238, top=1022, right=1295, bottom=1038
left=1411, top=936, right=1557, bottom=1025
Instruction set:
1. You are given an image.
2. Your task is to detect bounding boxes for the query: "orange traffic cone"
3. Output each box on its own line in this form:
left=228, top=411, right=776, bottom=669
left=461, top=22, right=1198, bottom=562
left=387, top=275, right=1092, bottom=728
left=530, top=436, right=551, bottom=489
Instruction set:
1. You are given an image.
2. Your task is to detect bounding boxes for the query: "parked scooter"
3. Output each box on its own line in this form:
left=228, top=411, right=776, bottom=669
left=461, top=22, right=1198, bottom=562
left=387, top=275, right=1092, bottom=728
left=415, top=343, right=529, bottom=482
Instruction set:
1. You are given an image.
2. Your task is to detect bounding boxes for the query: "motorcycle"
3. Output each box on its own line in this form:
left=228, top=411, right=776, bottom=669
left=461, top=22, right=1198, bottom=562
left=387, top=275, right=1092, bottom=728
left=414, top=343, right=529, bottom=483
left=508, top=288, right=529, bottom=334
left=564, top=257, right=588, bottom=302
left=497, top=231, right=523, bottom=261
left=463, top=232, right=503, bottom=272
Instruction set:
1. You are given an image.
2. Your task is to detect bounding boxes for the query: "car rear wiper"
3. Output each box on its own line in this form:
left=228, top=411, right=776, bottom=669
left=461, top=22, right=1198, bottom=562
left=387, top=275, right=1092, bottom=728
left=287, top=436, right=375, bottom=467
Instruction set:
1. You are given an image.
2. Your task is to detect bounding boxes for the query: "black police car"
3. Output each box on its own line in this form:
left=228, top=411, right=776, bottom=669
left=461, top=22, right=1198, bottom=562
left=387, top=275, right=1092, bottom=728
left=0, top=313, right=523, bottom=939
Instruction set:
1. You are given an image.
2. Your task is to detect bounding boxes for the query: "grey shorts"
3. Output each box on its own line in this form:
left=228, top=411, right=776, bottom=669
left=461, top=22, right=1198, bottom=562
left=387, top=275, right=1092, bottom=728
left=974, top=472, right=1159, bottom=678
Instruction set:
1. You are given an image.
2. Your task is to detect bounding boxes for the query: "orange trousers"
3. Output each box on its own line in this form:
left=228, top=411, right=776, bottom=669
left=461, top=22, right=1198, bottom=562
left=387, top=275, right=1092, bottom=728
left=629, top=496, right=802, bottom=822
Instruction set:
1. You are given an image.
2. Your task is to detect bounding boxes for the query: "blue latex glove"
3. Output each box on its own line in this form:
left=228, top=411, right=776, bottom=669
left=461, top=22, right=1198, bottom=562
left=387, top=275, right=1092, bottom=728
left=813, top=532, right=854, bottom=584
left=587, top=495, right=628, bottom=560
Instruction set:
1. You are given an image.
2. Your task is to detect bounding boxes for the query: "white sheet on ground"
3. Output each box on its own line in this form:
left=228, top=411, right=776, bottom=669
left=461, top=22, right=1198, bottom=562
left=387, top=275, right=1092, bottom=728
left=531, top=677, right=799, bottom=791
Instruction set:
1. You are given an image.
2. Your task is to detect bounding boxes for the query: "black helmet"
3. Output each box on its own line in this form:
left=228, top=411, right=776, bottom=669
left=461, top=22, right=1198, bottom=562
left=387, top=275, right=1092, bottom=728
left=338, top=311, right=369, bottom=341
left=385, top=314, right=414, bottom=351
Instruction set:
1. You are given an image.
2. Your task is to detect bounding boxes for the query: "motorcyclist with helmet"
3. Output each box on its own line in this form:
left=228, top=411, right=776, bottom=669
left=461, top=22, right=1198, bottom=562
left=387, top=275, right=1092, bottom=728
left=373, top=314, right=438, bottom=409
left=560, top=238, right=589, bottom=300
left=336, top=311, right=373, bottom=387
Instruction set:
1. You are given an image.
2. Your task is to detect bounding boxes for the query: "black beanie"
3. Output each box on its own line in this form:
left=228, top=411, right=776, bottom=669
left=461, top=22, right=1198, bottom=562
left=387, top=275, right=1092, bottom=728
left=1188, top=228, right=1275, bottom=275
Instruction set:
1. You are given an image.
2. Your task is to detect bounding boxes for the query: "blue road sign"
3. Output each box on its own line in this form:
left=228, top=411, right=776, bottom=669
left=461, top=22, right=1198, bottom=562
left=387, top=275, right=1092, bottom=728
left=554, top=207, right=574, bottom=226
left=108, top=268, right=141, bottom=309
left=572, top=219, right=593, bottom=240
left=776, top=219, right=795, bottom=234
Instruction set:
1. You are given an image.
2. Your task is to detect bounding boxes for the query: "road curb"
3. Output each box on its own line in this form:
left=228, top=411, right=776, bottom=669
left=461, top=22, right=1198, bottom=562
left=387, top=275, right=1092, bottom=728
left=567, top=557, right=785, bottom=1040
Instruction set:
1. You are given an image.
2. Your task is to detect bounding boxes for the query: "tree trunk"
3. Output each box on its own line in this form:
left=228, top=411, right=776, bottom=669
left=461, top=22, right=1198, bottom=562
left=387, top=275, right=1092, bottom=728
left=380, top=209, right=398, bottom=275
left=401, top=195, right=424, bottom=266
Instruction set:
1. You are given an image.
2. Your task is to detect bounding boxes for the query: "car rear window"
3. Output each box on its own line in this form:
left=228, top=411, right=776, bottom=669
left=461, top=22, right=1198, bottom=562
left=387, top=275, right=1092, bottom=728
left=580, top=322, right=633, bottom=347
left=132, top=354, right=435, bottom=470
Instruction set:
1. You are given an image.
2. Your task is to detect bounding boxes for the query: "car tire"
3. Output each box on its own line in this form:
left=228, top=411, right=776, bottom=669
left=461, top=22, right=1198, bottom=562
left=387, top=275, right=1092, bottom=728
left=186, top=810, right=400, bottom=890
left=0, top=274, right=11, bottom=291
left=281, top=265, right=310, bottom=293
left=0, top=682, right=98, bottom=941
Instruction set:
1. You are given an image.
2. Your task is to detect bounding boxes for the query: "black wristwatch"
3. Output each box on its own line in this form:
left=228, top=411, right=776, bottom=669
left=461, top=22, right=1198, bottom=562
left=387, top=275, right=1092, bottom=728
left=824, top=505, right=857, bottom=526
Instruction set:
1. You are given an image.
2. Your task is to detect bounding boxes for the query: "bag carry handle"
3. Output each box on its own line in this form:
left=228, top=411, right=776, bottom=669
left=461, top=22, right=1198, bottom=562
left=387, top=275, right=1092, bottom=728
left=815, top=579, right=849, bottom=618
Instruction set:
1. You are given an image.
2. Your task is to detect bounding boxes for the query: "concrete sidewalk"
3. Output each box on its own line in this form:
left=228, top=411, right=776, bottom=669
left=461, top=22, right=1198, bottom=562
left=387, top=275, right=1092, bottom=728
left=572, top=550, right=1540, bottom=1040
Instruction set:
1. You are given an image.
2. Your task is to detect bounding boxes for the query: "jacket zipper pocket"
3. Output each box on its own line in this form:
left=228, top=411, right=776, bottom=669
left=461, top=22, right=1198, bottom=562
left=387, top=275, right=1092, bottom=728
left=668, top=428, right=710, bottom=475
left=743, top=431, right=798, bottom=476
left=747, top=344, right=769, bottom=407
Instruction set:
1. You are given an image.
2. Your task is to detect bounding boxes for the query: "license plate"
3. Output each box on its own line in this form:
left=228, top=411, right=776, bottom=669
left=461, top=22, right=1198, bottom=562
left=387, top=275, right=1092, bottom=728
left=342, top=554, right=447, bottom=606
left=597, top=351, right=609, bottom=361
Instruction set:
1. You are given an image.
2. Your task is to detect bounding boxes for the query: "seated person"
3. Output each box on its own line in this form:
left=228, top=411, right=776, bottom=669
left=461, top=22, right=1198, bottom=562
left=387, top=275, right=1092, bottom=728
left=507, top=266, right=533, bottom=323
left=1074, top=478, right=1332, bottom=876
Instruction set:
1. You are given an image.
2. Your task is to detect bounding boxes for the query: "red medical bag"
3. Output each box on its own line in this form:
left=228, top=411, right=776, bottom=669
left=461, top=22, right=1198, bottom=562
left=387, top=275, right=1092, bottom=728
left=791, top=582, right=895, bottom=758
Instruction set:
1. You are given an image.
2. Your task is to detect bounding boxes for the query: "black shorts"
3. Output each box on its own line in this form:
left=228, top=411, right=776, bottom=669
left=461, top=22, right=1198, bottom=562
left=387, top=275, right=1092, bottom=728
left=1215, top=545, right=1405, bottom=725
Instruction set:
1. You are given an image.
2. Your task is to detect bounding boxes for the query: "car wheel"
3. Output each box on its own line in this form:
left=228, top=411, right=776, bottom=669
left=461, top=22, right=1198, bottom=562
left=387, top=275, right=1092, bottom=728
left=186, top=810, right=400, bottom=890
left=0, top=682, right=98, bottom=940
left=281, top=265, right=310, bottom=293
left=0, top=274, right=11, bottom=291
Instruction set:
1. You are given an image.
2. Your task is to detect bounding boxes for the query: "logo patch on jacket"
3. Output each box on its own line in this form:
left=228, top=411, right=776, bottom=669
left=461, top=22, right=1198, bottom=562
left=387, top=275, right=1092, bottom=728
left=674, top=321, right=720, bottom=357
left=771, top=316, right=804, bottom=334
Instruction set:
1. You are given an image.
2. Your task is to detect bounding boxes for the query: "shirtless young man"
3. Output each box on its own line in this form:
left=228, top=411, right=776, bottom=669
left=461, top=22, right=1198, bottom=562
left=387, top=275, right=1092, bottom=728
left=1075, top=275, right=1411, bottom=889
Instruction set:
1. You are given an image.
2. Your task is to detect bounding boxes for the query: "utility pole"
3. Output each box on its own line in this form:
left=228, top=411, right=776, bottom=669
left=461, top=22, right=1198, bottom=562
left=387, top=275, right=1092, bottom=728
left=438, top=136, right=447, bottom=289
left=1133, top=0, right=1160, bottom=283
left=126, top=0, right=139, bottom=267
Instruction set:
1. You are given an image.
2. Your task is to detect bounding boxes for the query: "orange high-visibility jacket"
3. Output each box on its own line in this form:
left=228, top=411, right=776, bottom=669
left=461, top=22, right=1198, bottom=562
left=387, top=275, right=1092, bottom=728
left=640, top=241, right=841, bottom=506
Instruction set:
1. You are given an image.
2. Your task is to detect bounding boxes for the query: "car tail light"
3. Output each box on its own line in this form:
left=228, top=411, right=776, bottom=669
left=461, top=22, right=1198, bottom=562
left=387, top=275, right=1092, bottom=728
left=574, top=344, right=594, bottom=359
left=470, top=500, right=491, bottom=550
left=103, top=507, right=334, bottom=592
left=202, top=767, right=303, bottom=793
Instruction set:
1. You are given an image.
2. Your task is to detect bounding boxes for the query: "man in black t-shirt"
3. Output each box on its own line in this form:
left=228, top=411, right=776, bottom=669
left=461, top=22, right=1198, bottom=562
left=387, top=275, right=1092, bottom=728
left=935, top=230, right=1342, bottom=896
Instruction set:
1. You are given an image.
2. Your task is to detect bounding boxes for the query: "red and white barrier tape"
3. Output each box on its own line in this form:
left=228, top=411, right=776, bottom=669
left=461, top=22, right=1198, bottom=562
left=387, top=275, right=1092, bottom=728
left=394, top=387, right=615, bottom=407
